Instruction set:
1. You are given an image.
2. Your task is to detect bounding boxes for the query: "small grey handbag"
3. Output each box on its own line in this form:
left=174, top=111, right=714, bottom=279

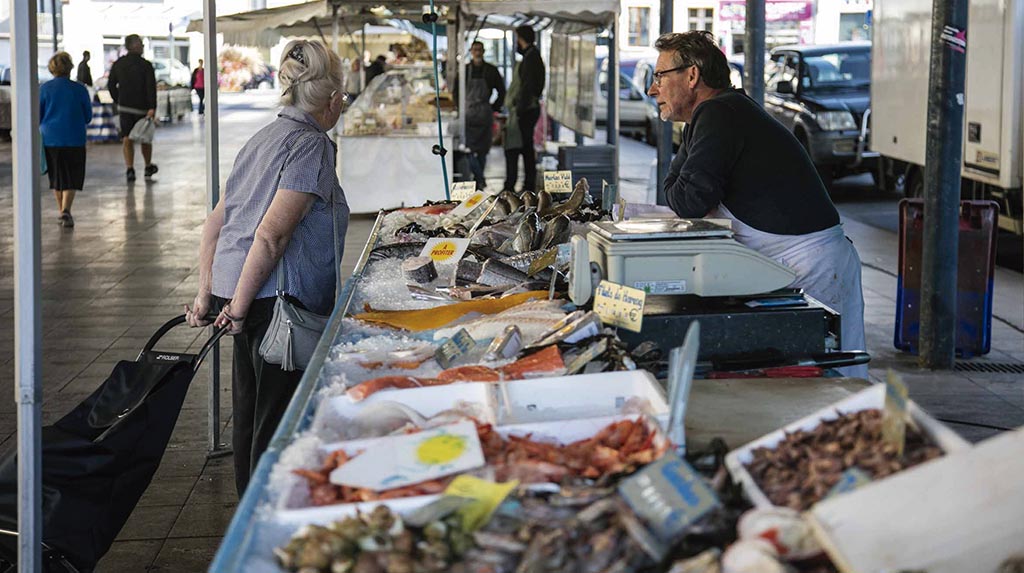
left=258, top=191, right=341, bottom=371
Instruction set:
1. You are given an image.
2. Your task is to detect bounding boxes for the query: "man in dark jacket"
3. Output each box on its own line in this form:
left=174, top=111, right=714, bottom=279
left=503, top=25, right=545, bottom=192
left=76, top=51, right=93, bottom=86
left=108, top=34, right=158, bottom=182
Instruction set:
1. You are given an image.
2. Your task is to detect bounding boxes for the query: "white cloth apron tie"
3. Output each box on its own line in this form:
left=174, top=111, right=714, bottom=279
left=708, top=204, right=868, bottom=379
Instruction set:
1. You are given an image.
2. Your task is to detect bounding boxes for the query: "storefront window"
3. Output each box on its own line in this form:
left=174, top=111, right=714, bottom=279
left=627, top=7, right=651, bottom=47
left=688, top=8, right=714, bottom=32
left=839, top=12, right=871, bottom=41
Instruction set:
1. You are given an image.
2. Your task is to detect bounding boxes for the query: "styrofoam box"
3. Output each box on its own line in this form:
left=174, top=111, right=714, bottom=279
left=724, top=384, right=971, bottom=509
left=496, top=370, right=669, bottom=426
left=310, top=382, right=498, bottom=441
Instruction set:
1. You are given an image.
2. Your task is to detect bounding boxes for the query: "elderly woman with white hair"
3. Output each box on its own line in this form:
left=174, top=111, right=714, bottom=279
left=185, top=40, right=350, bottom=495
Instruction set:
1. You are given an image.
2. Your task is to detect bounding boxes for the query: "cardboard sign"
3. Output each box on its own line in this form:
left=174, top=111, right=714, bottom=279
left=825, top=467, right=873, bottom=500
left=449, top=191, right=488, bottom=218
left=543, top=170, right=573, bottom=193
left=450, top=181, right=477, bottom=201
left=443, top=476, right=518, bottom=532
left=593, top=280, right=646, bottom=333
left=619, top=452, right=720, bottom=543
left=420, top=238, right=470, bottom=265
left=527, top=247, right=558, bottom=277
left=434, top=328, right=476, bottom=369
left=329, top=420, right=485, bottom=491
left=882, top=370, right=909, bottom=456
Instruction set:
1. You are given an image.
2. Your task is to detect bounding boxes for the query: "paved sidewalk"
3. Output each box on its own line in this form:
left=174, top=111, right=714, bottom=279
left=0, top=93, right=1020, bottom=572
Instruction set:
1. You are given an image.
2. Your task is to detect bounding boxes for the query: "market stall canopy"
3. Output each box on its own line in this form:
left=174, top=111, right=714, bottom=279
left=186, top=1, right=455, bottom=48
left=460, top=0, right=619, bottom=28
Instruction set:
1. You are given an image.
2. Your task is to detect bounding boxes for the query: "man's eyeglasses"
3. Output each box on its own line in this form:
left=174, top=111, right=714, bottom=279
left=652, top=64, right=694, bottom=86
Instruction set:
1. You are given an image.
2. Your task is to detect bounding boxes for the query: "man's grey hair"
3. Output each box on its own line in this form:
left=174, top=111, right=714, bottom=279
left=653, top=31, right=731, bottom=89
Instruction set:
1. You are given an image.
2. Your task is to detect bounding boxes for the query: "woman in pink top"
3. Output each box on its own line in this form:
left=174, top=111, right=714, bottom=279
left=190, top=59, right=206, bottom=115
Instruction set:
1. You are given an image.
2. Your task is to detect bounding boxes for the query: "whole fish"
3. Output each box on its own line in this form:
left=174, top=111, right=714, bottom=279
left=492, top=197, right=512, bottom=218
left=470, top=221, right=516, bottom=248
left=512, top=217, right=536, bottom=254
left=540, top=214, right=571, bottom=250
left=498, top=249, right=549, bottom=273
left=499, top=190, right=523, bottom=213
left=478, top=259, right=530, bottom=287
left=542, top=182, right=586, bottom=218
left=365, top=242, right=427, bottom=271
left=536, top=190, right=553, bottom=214
left=520, top=191, right=538, bottom=209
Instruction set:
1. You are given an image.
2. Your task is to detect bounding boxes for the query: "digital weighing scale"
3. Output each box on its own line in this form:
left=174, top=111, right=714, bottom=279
left=586, top=219, right=797, bottom=297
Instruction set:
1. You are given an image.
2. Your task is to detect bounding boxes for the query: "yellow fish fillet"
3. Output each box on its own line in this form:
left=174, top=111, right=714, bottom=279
left=352, top=291, right=550, bottom=332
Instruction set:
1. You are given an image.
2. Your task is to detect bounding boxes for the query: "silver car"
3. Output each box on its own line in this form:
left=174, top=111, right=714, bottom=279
left=0, top=65, right=54, bottom=140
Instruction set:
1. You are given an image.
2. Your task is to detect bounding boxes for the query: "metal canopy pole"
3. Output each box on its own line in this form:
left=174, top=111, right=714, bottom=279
left=607, top=17, right=620, bottom=184
left=919, top=0, right=968, bottom=369
left=12, top=0, right=42, bottom=569
left=656, top=0, right=673, bottom=205
left=744, top=0, right=766, bottom=107
left=203, top=0, right=230, bottom=457
left=332, top=5, right=339, bottom=54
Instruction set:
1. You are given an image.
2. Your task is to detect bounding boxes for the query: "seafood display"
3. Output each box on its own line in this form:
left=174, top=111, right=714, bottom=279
left=743, top=409, right=943, bottom=510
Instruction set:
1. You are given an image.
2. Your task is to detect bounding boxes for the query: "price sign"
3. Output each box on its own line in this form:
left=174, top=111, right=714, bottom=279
left=619, top=452, right=720, bottom=543
left=593, top=280, right=646, bottom=333
left=883, top=370, right=910, bottom=456
left=449, top=191, right=488, bottom=218
left=434, top=328, right=476, bottom=369
left=543, top=170, right=573, bottom=193
left=451, top=181, right=477, bottom=201
left=420, top=238, right=470, bottom=265
left=443, top=476, right=518, bottom=532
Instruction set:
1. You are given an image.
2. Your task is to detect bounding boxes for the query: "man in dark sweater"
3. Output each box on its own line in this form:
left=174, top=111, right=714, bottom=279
left=76, top=51, right=93, bottom=87
left=649, top=31, right=867, bottom=377
left=109, top=34, right=158, bottom=182
left=503, top=25, right=545, bottom=193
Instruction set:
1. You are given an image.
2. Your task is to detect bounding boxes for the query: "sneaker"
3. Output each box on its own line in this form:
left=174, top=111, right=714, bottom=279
left=126, top=168, right=136, bottom=182
left=62, top=212, right=74, bottom=228
left=144, top=164, right=159, bottom=179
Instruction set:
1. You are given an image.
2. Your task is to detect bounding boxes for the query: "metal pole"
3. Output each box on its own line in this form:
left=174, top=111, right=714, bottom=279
left=12, top=0, right=42, bottom=569
left=743, top=0, right=766, bottom=107
left=608, top=18, right=620, bottom=185
left=51, top=0, right=58, bottom=54
left=656, top=0, right=673, bottom=205
left=361, top=22, right=367, bottom=91
left=332, top=5, right=339, bottom=54
left=919, top=0, right=968, bottom=369
left=458, top=12, right=467, bottom=154
left=203, top=0, right=229, bottom=457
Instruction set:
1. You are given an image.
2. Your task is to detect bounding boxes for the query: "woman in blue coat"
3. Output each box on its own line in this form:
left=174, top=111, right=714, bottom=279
left=40, top=51, right=92, bottom=228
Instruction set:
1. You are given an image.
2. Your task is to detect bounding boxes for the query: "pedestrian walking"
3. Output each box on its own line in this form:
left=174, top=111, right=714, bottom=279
left=456, top=41, right=505, bottom=189
left=76, top=50, right=92, bottom=87
left=41, top=52, right=93, bottom=228
left=191, top=59, right=206, bottom=115
left=108, top=34, right=158, bottom=183
left=503, top=25, right=545, bottom=193
left=184, top=39, right=351, bottom=496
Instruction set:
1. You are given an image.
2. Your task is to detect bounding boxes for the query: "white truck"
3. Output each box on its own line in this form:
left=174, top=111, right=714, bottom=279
left=871, top=0, right=1023, bottom=235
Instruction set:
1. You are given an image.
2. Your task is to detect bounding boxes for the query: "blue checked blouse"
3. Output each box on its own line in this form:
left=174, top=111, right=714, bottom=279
left=211, top=106, right=349, bottom=315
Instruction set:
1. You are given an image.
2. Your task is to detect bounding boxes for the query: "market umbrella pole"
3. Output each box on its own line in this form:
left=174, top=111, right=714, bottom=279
left=919, top=0, right=967, bottom=369
left=655, top=0, right=673, bottom=206
left=11, top=0, right=43, bottom=569
left=203, top=0, right=230, bottom=457
left=744, top=0, right=766, bottom=107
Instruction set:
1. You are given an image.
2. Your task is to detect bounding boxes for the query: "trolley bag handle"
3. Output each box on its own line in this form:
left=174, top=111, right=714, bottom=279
left=138, top=314, right=227, bottom=373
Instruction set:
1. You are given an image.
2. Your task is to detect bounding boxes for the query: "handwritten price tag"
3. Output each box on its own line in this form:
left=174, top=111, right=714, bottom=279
left=543, top=170, right=573, bottom=193
left=619, top=452, right=720, bottom=543
left=450, top=181, right=477, bottom=201
left=449, top=191, right=488, bottom=218
left=593, top=280, right=645, bottom=333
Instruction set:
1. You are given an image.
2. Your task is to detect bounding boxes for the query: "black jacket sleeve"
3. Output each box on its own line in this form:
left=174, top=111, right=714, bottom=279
left=664, top=102, right=742, bottom=218
left=487, top=64, right=506, bottom=112
left=517, top=48, right=545, bottom=113
left=108, top=61, right=120, bottom=103
left=144, top=61, right=157, bottom=110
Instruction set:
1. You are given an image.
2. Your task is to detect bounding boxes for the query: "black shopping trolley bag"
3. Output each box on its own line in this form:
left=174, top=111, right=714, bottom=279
left=0, top=316, right=224, bottom=572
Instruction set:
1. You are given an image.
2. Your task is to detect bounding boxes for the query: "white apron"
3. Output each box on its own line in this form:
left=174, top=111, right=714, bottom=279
left=708, top=204, right=868, bottom=379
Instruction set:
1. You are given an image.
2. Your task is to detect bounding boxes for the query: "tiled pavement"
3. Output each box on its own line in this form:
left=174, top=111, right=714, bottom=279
left=0, top=92, right=1021, bottom=572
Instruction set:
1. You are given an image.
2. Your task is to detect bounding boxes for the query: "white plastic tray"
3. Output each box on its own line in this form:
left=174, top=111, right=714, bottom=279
left=724, top=384, right=971, bottom=509
left=495, top=370, right=669, bottom=426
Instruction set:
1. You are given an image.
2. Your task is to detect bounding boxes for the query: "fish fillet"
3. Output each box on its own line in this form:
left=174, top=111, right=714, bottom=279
left=353, top=290, right=549, bottom=331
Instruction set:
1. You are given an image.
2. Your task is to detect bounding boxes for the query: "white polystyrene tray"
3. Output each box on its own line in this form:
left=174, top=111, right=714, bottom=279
left=309, top=382, right=498, bottom=442
left=724, top=384, right=971, bottom=509
left=495, top=370, right=669, bottom=426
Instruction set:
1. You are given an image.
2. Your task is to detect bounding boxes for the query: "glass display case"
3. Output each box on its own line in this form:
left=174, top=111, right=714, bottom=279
left=341, top=65, right=456, bottom=137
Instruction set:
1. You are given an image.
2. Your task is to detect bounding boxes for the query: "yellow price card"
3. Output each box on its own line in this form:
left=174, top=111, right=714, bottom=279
left=444, top=475, right=518, bottom=532
left=593, top=280, right=646, bottom=333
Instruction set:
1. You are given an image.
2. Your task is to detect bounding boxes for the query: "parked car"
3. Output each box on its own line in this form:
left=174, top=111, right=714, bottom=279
left=0, top=65, right=54, bottom=140
left=763, top=42, right=875, bottom=186
left=152, top=58, right=192, bottom=87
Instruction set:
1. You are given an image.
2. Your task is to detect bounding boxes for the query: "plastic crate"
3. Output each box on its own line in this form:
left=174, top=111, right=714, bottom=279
left=894, top=199, right=999, bottom=357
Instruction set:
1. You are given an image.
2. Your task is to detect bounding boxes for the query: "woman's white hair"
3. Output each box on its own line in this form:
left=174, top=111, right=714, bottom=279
left=278, top=40, right=343, bottom=114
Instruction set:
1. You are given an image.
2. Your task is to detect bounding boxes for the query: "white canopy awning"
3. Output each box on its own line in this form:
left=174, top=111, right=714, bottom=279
left=460, top=0, right=619, bottom=28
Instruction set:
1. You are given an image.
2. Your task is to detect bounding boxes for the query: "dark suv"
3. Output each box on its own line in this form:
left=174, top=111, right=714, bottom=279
left=764, top=42, right=877, bottom=186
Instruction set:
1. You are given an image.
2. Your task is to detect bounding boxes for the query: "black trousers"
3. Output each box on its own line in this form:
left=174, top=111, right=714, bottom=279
left=213, top=296, right=303, bottom=496
left=503, top=107, right=541, bottom=192
left=196, top=88, right=205, bottom=114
